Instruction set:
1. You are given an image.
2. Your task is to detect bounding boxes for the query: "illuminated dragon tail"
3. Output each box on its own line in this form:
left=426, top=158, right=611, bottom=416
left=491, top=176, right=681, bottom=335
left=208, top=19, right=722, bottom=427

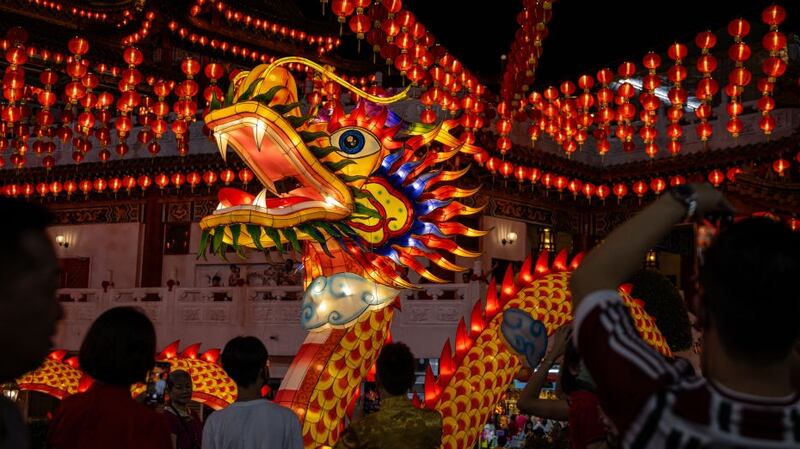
left=427, top=250, right=672, bottom=449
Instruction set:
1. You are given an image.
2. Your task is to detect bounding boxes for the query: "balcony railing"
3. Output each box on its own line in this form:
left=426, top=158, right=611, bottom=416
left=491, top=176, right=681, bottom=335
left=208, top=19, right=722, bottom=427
left=54, top=282, right=484, bottom=358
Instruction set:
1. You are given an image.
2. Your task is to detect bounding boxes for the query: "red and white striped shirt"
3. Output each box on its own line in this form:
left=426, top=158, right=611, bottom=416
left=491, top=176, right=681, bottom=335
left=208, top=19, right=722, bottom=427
left=574, top=290, right=800, bottom=449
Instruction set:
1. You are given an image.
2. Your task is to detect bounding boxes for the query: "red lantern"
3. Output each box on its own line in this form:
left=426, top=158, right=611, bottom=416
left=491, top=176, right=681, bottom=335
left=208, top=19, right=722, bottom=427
left=220, top=169, right=235, bottom=185
left=772, top=159, right=790, bottom=176
left=708, top=169, right=725, bottom=187
left=64, top=180, right=78, bottom=197
left=632, top=180, right=648, bottom=197
left=79, top=179, right=92, bottom=196
left=499, top=161, right=513, bottom=178
left=203, top=170, right=218, bottom=187
left=155, top=173, right=170, bottom=189
left=137, top=175, right=152, bottom=190
left=171, top=172, right=185, bottom=188
left=613, top=183, right=628, bottom=202
left=650, top=178, right=666, bottom=195
left=122, top=176, right=136, bottom=192
left=669, top=175, right=686, bottom=187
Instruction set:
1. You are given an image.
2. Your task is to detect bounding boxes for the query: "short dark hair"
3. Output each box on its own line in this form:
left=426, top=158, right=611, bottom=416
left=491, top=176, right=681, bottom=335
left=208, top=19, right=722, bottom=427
left=0, top=198, right=53, bottom=295
left=376, top=342, right=415, bottom=395
left=79, top=307, right=156, bottom=386
left=699, top=218, right=800, bottom=363
left=497, top=435, right=508, bottom=447
left=559, top=343, right=580, bottom=395
left=221, top=336, right=268, bottom=388
left=629, top=269, right=692, bottom=352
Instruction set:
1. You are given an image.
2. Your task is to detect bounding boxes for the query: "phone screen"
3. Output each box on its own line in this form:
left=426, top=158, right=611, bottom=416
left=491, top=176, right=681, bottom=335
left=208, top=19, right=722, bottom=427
left=144, top=362, right=171, bottom=406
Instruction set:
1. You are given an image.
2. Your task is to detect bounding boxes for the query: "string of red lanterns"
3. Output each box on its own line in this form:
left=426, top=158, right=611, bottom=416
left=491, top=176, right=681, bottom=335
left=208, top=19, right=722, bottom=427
left=491, top=4, right=790, bottom=161
left=0, top=167, right=255, bottom=199
left=165, top=20, right=372, bottom=86
left=25, top=0, right=111, bottom=22
left=121, top=10, right=157, bottom=45
left=191, top=0, right=341, bottom=54
left=496, top=0, right=554, bottom=153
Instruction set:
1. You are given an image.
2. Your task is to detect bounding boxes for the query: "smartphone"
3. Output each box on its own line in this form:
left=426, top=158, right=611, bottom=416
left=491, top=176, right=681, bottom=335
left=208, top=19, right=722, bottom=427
left=144, top=362, right=171, bottom=406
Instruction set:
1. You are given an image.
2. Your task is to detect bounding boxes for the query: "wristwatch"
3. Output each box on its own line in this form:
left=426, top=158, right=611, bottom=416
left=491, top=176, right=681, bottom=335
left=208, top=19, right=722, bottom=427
left=669, top=184, right=698, bottom=220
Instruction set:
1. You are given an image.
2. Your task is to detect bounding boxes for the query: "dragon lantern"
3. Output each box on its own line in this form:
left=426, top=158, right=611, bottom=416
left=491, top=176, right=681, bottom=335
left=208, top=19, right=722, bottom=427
left=194, top=58, right=673, bottom=449
left=16, top=58, right=673, bottom=449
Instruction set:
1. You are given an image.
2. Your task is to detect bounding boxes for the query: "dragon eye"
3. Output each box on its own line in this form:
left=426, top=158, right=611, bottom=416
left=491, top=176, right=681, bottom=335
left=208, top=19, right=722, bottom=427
left=331, top=127, right=380, bottom=158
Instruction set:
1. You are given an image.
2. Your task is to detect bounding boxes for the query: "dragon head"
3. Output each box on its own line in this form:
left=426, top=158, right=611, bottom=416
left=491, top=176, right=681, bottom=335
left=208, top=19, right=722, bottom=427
left=200, top=58, right=485, bottom=327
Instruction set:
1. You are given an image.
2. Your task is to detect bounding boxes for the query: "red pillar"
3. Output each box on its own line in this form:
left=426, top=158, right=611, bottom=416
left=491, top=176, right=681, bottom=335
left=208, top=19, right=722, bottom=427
left=140, top=190, right=164, bottom=287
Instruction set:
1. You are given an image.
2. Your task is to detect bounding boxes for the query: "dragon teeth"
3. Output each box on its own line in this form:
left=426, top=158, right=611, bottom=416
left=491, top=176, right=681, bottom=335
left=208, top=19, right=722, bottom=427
left=253, top=189, right=268, bottom=208
left=253, top=121, right=266, bottom=149
left=214, top=132, right=229, bottom=162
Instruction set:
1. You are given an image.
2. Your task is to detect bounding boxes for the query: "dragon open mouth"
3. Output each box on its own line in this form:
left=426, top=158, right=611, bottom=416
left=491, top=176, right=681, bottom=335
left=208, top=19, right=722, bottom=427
left=200, top=70, right=353, bottom=231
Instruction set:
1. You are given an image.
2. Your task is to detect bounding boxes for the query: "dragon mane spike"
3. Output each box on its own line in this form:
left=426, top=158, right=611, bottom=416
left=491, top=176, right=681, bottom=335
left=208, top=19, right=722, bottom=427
left=435, top=221, right=489, bottom=238
left=351, top=102, right=368, bottom=123
left=405, top=151, right=439, bottom=185
left=263, top=57, right=411, bottom=104
left=330, top=103, right=345, bottom=129
left=485, top=278, right=500, bottom=320
left=367, top=107, right=388, bottom=132
left=438, top=339, right=456, bottom=387
left=433, top=143, right=463, bottom=163
left=394, top=244, right=466, bottom=273
left=423, top=364, right=441, bottom=408
left=454, top=318, right=472, bottom=362
left=534, top=251, right=550, bottom=277
left=517, top=252, right=534, bottom=286
left=552, top=249, right=569, bottom=272
left=500, top=265, right=518, bottom=304
left=426, top=165, right=471, bottom=188
left=419, top=185, right=481, bottom=202
left=469, top=300, right=485, bottom=339
left=396, top=250, right=448, bottom=283
left=435, top=120, right=483, bottom=155
left=570, top=252, right=585, bottom=270
left=412, top=234, right=481, bottom=258
left=422, top=201, right=486, bottom=222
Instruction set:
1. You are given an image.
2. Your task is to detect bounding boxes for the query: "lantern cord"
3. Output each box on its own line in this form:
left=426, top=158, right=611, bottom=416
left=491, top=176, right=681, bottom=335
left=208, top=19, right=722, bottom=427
left=263, top=57, right=411, bottom=105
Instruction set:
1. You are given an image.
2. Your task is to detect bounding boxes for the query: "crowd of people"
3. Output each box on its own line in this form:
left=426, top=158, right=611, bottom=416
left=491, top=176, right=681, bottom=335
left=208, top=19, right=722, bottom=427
left=0, top=183, right=798, bottom=449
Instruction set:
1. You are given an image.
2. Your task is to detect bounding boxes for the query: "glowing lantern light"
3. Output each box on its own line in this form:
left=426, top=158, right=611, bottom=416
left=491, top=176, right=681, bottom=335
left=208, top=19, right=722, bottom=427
left=632, top=180, right=648, bottom=198
left=708, top=169, right=725, bottom=187
left=220, top=169, right=235, bottom=185
left=155, top=173, right=170, bottom=189
left=137, top=175, right=152, bottom=191
left=772, top=158, right=790, bottom=176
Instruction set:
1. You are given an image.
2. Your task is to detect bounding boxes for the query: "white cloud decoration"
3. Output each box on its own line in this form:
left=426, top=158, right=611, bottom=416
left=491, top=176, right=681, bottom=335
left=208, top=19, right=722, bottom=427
left=300, top=272, right=400, bottom=331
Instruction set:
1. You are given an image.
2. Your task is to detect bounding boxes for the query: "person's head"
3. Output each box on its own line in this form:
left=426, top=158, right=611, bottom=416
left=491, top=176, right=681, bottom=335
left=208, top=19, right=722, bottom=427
left=376, top=342, right=415, bottom=396
left=284, top=259, right=295, bottom=271
left=697, top=218, right=800, bottom=365
left=524, top=421, right=533, bottom=432
left=229, top=264, right=239, bottom=273
left=211, top=275, right=221, bottom=286
left=167, top=370, right=193, bottom=407
left=221, top=336, right=269, bottom=389
left=0, top=199, right=62, bottom=382
left=496, top=435, right=507, bottom=447
left=79, top=307, right=156, bottom=386
left=558, top=343, right=581, bottom=394
left=629, top=269, right=692, bottom=353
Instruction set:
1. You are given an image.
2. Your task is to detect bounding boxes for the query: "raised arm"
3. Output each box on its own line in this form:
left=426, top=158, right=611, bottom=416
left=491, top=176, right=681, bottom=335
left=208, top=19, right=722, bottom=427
left=570, top=184, right=730, bottom=307
left=517, top=326, right=571, bottom=421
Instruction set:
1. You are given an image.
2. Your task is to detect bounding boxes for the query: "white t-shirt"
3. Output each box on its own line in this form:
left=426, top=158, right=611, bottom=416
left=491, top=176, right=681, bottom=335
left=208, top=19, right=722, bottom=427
left=202, top=399, right=303, bottom=449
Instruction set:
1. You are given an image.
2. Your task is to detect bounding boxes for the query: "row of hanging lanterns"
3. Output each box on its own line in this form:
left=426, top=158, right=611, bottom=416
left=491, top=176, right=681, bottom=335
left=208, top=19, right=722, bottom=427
left=492, top=4, right=788, bottom=160
left=190, top=0, right=342, bottom=54
left=1, top=167, right=255, bottom=199
left=329, top=0, right=488, bottom=138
